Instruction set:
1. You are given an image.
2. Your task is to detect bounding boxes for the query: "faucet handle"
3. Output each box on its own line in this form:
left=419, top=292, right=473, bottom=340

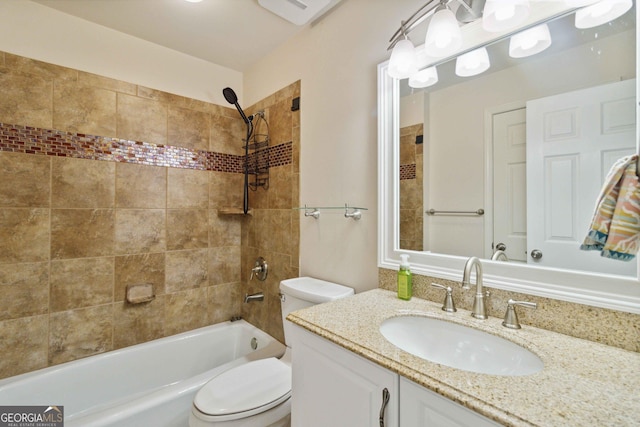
left=502, top=299, right=537, bottom=329
left=431, top=283, right=457, bottom=313
left=250, top=257, right=268, bottom=281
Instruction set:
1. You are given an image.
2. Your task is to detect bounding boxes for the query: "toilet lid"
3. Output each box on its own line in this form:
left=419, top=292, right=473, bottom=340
left=194, top=357, right=291, bottom=419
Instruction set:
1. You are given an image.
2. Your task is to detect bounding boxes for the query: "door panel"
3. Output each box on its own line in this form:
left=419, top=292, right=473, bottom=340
left=493, top=108, right=527, bottom=262
left=526, top=79, right=636, bottom=275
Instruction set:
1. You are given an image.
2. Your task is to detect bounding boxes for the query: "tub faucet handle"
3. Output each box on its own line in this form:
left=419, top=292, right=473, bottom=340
left=250, top=257, right=268, bottom=281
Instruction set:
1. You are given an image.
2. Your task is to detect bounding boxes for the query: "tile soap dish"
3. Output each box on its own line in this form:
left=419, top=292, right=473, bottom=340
left=126, top=283, right=155, bottom=304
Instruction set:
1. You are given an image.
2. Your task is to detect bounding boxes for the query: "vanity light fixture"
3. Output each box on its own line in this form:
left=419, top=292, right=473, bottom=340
left=574, top=0, right=633, bottom=29
left=387, top=0, right=631, bottom=85
left=482, top=0, right=530, bottom=32
left=508, top=23, right=552, bottom=58
left=424, top=2, right=463, bottom=58
left=455, top=46, right=490, bottom=76
left=409, top=66, right=439, bottom=88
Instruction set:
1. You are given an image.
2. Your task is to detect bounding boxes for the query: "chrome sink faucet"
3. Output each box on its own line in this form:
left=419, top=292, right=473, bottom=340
left=491, top=250, right=509, bottom=261
left=462, top=257, right=488, bottom=319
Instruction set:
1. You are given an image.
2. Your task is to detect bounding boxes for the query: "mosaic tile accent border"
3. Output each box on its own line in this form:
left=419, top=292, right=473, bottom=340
left=266, top=142, right=292, bottom=168
left=0, top=123, right=292, bottom=172
left=400, top=163, right=416, bottom=180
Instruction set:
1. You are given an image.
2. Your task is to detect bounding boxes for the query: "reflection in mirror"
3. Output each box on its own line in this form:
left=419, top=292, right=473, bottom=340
left=398, top=8, right=637, bottom=278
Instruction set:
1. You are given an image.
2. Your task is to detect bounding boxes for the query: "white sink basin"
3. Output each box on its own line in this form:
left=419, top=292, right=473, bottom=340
left=380, top=316, right=543, bottom=376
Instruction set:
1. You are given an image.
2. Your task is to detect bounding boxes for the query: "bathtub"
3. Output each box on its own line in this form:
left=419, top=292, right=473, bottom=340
left=0, top=320, right=285, bottom=427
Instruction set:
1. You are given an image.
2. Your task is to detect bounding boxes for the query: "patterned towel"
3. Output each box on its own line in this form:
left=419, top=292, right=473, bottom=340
left=580, top=154, right=640, bottom=261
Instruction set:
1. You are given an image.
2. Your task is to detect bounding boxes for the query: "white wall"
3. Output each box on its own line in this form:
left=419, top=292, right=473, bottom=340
left=244, top=0, right=423, bottom=292
left=400, top=91, right=424, bottom=128
left=0, top=1, right=242, bottom=105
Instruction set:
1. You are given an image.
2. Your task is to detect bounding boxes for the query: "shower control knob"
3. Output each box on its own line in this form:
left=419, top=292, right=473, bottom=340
left=250, top=257, right=268, bottom=281
left=530, top=249, right=543, bottom=260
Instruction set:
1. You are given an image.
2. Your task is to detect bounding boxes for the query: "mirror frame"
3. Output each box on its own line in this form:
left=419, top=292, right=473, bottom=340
left=378, top=4, right=640, bottom=315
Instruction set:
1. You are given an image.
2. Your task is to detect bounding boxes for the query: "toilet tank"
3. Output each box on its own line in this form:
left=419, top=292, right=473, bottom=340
left=279, top=277, right=354, bottom=345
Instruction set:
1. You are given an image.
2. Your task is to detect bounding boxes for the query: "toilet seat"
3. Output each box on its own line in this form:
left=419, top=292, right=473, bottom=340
left=193, top=357, right=291, bottom=422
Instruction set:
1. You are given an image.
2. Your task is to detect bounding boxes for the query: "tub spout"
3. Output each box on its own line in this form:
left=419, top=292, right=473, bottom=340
left=244, top=292, right=264, bottom=303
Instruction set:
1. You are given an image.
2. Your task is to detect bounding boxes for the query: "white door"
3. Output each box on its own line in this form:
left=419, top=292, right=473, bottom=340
left=526, top=79, right=636, bottom=276
left=492, top=108, right=527, bottom=262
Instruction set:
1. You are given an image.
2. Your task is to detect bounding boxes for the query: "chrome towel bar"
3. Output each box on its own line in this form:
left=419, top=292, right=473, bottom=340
left=426, top=208, right=484, bottom=216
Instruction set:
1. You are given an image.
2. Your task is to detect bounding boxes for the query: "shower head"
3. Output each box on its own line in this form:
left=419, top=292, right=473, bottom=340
left=222, top=87, right=251, bottom=125
left=222, top=87, right=252, bottom=215
left=222, top=87, right=237, bottom=104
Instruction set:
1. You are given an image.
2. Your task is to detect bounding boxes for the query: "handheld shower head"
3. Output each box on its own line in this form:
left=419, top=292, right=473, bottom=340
left=222, top=87, right=251, bottom=125
left=222, top=87, right=237, bottom=104
left=222, top=86, right=253, bottom=215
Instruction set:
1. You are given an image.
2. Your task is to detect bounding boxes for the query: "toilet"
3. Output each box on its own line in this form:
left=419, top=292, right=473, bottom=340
left=189, top=277, right=354, bottom=427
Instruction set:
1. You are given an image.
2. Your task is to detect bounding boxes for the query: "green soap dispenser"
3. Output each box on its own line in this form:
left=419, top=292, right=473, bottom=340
left=397, top=254, right=412, bottom=300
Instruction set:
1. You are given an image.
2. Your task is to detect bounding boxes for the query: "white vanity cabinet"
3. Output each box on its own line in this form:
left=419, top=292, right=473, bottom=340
left=290, top=324, right=501, bottom=427
left=290, top=324, right=399, bottom=427
left=400, top=377, right=501, bottom=427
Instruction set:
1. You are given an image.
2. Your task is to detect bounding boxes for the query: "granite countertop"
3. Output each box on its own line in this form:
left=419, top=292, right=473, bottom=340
left=286, top=289, right=640, bottom=427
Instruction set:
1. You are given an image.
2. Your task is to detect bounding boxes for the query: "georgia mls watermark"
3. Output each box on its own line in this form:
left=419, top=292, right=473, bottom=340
left=0, top=406, right=63, bottom=427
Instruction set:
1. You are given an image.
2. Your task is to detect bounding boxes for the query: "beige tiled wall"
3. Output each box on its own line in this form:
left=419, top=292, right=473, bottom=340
left=0, top=51, right=300, bottom=379
left=399, top=124, right=423, bottom=252
left=240, top=83, right=301, bottom=343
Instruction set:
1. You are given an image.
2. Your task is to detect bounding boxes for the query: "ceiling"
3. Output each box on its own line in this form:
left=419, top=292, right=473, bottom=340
left=32, top=0, right=344, bottom=72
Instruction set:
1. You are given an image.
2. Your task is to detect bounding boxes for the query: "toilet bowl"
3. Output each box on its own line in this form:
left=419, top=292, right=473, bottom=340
left=189, top=277, right=354, bottom=427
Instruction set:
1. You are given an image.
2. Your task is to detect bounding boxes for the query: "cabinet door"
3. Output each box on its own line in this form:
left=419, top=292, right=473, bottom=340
left=290, top=324, right=398, bottom=427
left=400, top=377, right=501, bottom=427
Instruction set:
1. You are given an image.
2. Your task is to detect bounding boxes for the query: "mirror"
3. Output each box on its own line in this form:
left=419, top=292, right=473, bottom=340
left=379, top=4, right=640, bottom=314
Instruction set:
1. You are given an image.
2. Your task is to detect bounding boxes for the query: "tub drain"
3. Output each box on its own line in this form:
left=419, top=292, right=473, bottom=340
left=251, top=337, right=258, bottom=350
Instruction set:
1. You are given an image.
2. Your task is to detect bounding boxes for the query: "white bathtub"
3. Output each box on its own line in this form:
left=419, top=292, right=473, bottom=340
left=0, top=320, right=285, bottom=427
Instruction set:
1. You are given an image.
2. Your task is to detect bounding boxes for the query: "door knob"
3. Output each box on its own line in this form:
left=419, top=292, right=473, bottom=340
left=530, top=249, right=543, bottom=260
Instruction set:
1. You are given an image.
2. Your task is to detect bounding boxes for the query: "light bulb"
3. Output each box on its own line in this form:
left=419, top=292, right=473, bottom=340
left=564, top=0, right=598, bottom=6
left=482, top=0, right=530, bottom=32
left=424, top=7, right=463, bottom=58
left=455, top=47, right=490, bottom=77
left=494, top=5, right=516, bottom=21
left=388, top=38, right=418, bottom=80
left=509, top=24, right=552, bottom=58
left=590, top=2, right=614, bottom=17
left=575, top=0, right=632, bottom=28
left=409, top=67, right=439, bottom=88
